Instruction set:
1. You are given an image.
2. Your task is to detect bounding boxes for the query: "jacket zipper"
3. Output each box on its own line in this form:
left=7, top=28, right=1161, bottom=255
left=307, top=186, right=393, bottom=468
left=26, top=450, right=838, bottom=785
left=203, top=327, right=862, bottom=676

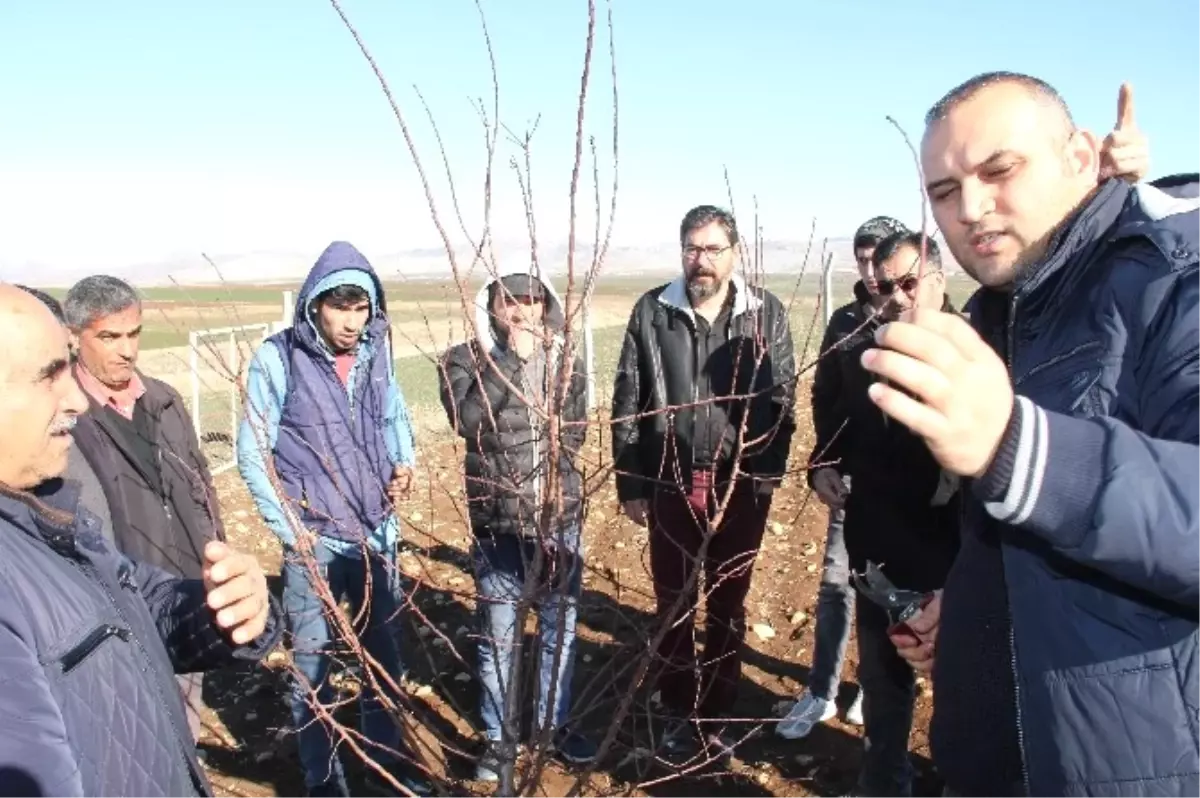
left=61, top=623, right=132, bottom=673
left=66, top=553, right=198, bottom=787
left=156, top=448, right=173, bottom=523
left=1003, top=293, right=1033, bottom=796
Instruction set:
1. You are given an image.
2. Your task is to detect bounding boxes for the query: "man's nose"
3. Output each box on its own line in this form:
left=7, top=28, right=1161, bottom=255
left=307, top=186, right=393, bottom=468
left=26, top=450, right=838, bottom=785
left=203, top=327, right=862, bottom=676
left=115, top=338, right=136, bottom=361
left=957, top=179, right=995, bottom=225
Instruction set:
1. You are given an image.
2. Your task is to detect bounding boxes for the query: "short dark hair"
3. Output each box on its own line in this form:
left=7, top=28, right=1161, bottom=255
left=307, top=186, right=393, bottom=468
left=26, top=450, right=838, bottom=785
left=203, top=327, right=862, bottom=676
left=872, top=231, right=943, bottom=273
left=679, top=205, right=739, bottom=248
left=15, top=285, right=66, bottom=325
left=63, top=275, right=141, bottom=331
left=315, top=284, right=371, bottom=310
left=925, top=71, right=1075, bottom=130
left=853, top=216, right=909, bottom=251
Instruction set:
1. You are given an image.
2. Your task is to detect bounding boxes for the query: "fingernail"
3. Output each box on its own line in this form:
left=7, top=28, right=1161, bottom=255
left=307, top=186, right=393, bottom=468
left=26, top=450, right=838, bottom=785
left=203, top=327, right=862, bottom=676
left=218, top=610, right=233, bottom=626
left=868, top=383, right=884, bottom=401
left=860, top=349, right=878, bottom=367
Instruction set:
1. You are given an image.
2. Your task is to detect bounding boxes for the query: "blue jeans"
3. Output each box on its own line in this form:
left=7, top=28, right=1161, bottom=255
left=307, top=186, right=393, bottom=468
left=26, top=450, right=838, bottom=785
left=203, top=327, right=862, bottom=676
left=281, top=542, right=408, bottom=790
left=472, top=531, right=582, bottom=743
left=807, top=502, right=856, bottom=702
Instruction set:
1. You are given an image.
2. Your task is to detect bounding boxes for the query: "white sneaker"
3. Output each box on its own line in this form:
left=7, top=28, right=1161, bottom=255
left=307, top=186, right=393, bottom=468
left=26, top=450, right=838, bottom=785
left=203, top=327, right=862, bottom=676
left=775, top=690, right=837, bottom=739
left=844, top=688, right=864, bottom=726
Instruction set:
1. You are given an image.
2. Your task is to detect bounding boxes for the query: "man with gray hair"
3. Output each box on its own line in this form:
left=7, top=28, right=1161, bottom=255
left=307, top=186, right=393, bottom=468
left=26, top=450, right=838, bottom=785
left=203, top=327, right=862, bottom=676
left=65, top=274, right=225, bottom=747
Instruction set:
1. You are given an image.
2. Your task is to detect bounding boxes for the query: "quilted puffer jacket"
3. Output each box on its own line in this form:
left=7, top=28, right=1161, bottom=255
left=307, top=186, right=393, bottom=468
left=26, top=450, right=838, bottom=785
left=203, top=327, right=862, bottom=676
left=0, top=479, right=282, bottom=797
left=438, top=265, right=588, bottom=540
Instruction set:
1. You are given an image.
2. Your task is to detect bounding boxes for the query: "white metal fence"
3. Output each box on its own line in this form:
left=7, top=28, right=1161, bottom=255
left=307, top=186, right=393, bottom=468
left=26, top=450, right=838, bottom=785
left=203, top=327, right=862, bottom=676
left=188, top=323, right=272, bottom=475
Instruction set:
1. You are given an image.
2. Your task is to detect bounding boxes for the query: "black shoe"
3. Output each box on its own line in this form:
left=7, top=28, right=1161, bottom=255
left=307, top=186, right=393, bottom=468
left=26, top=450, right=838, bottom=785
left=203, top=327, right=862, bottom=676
left=658, top=720, right=701, bottom=764
left=553, top=728, right=599, bottom=765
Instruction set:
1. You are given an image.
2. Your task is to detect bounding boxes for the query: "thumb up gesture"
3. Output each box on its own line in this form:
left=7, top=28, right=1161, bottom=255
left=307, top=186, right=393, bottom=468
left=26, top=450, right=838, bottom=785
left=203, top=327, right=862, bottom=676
left=1099, top=82, right=1149, bottom=183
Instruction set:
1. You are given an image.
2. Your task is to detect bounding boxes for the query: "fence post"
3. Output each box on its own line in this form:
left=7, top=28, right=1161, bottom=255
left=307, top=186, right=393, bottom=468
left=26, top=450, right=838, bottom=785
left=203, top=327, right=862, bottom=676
left=282, top=290, right=294, bottom=326
left=821, top=251, right=835, bottom=327
left=582, top=296, right=596, bottom=411
left=188, top=322, right=271, bottom=475
left=189, top=331, right=201, bottom=437
left=228, top=332, right=238, bottom=465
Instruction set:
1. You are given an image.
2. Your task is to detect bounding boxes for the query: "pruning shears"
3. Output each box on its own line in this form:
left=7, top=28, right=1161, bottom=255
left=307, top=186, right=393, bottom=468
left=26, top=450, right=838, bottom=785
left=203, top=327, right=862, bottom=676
left=850, top=560, right=934, bottom=639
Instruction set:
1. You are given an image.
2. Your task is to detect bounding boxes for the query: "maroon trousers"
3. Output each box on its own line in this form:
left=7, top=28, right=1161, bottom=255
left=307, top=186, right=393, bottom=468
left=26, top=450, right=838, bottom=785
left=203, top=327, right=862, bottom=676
left=648, top=474, right=772, bottom=721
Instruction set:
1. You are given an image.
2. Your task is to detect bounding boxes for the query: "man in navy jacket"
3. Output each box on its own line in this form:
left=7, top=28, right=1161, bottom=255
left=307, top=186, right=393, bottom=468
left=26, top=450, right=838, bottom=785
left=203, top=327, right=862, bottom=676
left=863, top=72, right=1198, bottom=795
left=0, top=283, right=282, bottom=796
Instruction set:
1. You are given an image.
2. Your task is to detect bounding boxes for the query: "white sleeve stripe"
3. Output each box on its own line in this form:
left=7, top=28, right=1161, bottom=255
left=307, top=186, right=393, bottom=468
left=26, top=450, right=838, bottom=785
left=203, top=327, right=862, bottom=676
left=1011, top=403, right=1049, bottom=525
left=985, top=396, right=1036, bottom=521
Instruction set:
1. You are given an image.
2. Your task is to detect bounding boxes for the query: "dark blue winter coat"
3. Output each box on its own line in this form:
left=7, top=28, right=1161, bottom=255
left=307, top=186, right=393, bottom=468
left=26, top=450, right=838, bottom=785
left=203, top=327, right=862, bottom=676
left=945, top=175, right=1199, bottom=796
left=0, top=480, right=282, bottom=796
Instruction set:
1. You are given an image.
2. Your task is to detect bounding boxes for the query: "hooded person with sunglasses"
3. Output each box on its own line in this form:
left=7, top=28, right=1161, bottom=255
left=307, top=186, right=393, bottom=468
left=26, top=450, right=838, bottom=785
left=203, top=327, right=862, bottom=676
left=800, top=230, right=960, bottom=795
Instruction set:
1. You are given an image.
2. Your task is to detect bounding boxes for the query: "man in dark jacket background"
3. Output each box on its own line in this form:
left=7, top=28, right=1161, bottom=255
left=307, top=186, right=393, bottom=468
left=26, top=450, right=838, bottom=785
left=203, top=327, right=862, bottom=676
left=64, top=274, right=227, bottom=745
left=237, top=241, right=429, bottom=797
left=776, top=214, right=905, bottom=741
left=865, top=71, right=1199, bottom=795
left=611, top=204, right=796, bottom=759
left=785, top=231, right=960, bottom=795
left=438, top=266, right=594, bottom=780
left=0, top=282, right=280, bottom=797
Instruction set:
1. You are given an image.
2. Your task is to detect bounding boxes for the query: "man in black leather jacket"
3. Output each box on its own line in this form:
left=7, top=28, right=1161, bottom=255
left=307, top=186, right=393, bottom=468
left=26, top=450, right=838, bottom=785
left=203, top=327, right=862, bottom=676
left=611, top=204, right=796, bottom=757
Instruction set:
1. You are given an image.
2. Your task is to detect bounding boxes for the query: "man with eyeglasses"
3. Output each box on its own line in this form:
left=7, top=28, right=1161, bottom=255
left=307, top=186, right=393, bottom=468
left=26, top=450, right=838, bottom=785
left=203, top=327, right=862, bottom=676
left=611, top=204, right=797, bottom=761
left=777, top=215, right=904, bottom=742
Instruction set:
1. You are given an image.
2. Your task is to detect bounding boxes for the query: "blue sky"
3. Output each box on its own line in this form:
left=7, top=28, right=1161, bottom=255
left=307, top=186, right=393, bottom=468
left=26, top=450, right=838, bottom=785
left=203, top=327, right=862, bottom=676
left=1, top=0, right=1196, bottom=275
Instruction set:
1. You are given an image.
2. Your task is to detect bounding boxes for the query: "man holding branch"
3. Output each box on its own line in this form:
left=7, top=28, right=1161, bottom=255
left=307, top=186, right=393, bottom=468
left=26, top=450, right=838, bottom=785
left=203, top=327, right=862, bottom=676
left=867, top=73, right=1197, bottom=796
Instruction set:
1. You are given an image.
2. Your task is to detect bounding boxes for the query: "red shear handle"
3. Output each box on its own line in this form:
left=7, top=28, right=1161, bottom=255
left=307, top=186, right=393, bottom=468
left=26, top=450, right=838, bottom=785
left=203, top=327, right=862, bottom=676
left=886, top=593, right=936, bottom=639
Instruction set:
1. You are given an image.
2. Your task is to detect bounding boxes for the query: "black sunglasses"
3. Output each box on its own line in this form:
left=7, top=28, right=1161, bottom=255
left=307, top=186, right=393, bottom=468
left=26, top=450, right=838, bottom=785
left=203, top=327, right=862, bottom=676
left=877, top=275, right=920, bottom=295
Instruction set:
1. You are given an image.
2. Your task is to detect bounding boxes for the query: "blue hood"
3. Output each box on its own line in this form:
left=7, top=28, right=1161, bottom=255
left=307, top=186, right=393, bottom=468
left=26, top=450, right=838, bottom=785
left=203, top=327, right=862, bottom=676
left=294, top=241, right=388, bottom=355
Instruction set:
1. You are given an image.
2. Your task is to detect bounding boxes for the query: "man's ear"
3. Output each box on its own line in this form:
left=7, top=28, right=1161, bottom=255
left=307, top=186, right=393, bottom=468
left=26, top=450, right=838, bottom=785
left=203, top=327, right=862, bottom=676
left=1066, top=128, right=1101, bottom=182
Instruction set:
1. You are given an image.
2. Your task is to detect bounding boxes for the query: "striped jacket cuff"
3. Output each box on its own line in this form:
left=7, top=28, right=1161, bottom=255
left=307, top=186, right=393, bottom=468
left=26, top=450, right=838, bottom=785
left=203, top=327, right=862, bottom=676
left=976, top=396, right=1048, bottom=525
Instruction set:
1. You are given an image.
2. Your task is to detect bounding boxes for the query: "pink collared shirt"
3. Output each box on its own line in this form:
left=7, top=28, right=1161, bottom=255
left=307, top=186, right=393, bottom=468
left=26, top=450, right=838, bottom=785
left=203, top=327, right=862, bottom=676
left=75, top=363, right=147, bottom=421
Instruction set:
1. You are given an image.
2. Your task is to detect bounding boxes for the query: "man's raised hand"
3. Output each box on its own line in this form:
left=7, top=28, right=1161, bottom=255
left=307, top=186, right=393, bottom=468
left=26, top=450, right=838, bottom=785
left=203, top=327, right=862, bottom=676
left=1099, top=82, right=1149, bottom=183
left=860, top=309, right=1014, bottom=479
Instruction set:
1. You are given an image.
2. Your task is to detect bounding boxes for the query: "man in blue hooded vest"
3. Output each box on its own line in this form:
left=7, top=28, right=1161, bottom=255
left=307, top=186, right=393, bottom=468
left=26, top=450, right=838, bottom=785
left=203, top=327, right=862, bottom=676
left=237, top=241, right=430, bottom=797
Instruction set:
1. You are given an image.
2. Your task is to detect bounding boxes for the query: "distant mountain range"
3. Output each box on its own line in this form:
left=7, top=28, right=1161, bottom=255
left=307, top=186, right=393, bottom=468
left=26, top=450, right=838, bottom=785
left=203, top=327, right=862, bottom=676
left=8, top=235, right=958, bottom=287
